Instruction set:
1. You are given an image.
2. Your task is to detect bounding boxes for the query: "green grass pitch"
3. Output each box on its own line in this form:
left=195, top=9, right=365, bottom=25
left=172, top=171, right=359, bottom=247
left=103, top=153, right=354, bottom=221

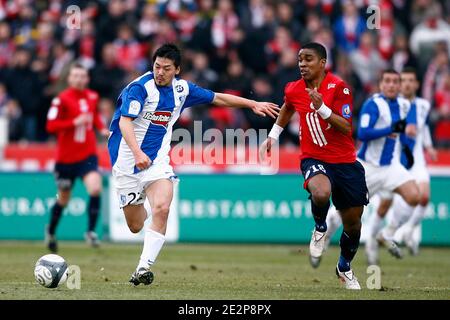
left=0, top=242, right=449, bottom=299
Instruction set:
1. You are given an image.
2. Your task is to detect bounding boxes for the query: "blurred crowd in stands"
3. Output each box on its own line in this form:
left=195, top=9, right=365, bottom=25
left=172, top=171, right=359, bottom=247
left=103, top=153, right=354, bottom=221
left=0, top=0, right=449, bottom=147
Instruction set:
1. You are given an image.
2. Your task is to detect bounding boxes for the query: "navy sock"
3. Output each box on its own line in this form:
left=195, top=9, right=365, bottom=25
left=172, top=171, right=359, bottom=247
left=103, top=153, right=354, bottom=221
left=88, top=196, right=100, bottom=232
left=311, top=199, right=330, bottom=232
left=48, top=202, right=64, bottom=235
left=338, top=231, right=361, bottom=271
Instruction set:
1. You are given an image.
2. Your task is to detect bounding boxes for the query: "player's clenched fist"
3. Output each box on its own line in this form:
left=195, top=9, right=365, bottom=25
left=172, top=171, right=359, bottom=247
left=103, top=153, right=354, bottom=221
left=305, top=87, right=323, bottom=109
left=133, top=150, right=152, bottom=170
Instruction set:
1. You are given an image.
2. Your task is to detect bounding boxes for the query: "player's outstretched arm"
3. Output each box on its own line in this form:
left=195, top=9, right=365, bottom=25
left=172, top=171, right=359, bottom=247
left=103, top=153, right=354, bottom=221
left=212, top=92, right=280, bottom=119
left=259, top=103, right=295, bottom=162
left=119, top=116, right=151, bottom=170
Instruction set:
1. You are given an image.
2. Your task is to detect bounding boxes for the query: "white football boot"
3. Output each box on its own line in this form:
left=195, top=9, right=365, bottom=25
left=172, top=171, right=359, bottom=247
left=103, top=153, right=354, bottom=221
left=336, top=265, right=361, bottom=290
left=376, top=232, right=403, bottom=259
left=309, top=229, right=326, bottom=268
left=403, top=227, right=419, bottom=256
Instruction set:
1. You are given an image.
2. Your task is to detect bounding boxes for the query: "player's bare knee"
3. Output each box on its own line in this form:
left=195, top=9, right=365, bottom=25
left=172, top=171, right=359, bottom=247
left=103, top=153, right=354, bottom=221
left=152, top=203, right=170, bottom=217
left=56, top=196, right=70, bottom=207
left=419, top=194, right=429, bottom=207
left=128, top=221, right=143, bottom=233
left=89, top=188, right=102, bottom=197
left=405, top=191, right=420, bottom=207
left=347, top=220, right=362, bottom=232
left=311, top=190, right=330, bottom=207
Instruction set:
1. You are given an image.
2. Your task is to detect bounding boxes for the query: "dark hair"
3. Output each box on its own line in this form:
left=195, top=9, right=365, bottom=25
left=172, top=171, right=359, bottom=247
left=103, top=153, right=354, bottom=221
left=401, top=66, right=418, bottom=78
left=70, top=62, right=87, bottom=71
left=380, top=68, right=400, bottom=81
left=152, top=43, right=181, bottom=68
left=301, top=42, right=327, bottom=60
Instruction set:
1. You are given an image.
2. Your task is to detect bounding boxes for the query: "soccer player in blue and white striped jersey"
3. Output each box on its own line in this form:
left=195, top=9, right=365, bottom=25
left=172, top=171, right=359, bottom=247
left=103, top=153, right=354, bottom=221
left=375, top=67, right=438, bottom=256
left=356, top=69, right=420, bottom=265
left=108, top=44, right=279, bottom=285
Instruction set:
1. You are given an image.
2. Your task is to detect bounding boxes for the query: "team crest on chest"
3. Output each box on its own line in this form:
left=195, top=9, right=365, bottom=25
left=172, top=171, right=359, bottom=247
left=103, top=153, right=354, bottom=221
left=175, top=84, right=184, bottom=93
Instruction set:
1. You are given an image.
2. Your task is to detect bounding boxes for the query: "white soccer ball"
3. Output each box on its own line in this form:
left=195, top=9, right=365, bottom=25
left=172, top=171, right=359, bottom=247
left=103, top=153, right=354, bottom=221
left=34, top=254, right=68, bottom=288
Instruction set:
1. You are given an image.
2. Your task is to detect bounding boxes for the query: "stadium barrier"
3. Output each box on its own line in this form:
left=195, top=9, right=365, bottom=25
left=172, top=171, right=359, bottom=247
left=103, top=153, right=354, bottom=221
left=0, top=173, right=449, bottom=245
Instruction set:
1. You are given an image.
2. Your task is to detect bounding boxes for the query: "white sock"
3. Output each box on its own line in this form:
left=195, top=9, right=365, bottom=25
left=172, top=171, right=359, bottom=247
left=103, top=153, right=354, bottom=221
left=380, top=223, right=397, bottom=241
left=137, top=229, right=165, bottom=270
left=408, top=205, right=427, bottom=227
left=370, top=213, right=384, bottom=238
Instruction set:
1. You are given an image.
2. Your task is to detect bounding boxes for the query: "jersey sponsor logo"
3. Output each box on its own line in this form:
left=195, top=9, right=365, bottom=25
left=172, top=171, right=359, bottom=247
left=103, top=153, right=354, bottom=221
left=129, top=100, right=141, bottom=115
left=343, top=88, right=350, bottom=95
left=143, top=111, right=172, bottom=128
left=342, top=104, right=352, bottom=119
left=327, top=83, right=336, bottom=89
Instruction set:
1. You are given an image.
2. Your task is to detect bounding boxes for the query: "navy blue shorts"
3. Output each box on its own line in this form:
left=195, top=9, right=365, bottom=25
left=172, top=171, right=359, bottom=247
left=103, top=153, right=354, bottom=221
left=54, top=155, right=98, bottom=190
left=301, top=158, right=369, bottom=210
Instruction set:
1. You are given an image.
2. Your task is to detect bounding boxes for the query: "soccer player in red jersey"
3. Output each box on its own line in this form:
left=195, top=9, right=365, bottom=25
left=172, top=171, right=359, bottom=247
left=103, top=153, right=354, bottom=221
left=260, top=43, right=369, bottom=289
left=45, top=63, right=109, bottom=252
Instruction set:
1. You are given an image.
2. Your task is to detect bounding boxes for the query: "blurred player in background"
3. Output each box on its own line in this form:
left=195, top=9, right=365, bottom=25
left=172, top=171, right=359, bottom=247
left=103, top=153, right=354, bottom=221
left=376, top=67, right=437, bottom=256
left=45, top=63, right=109, bottom=253
left=260, top=43, right=368, bottom=290
left=108, top=43, right=279, bottom=286
left=355, top=69, right=420, bottom=265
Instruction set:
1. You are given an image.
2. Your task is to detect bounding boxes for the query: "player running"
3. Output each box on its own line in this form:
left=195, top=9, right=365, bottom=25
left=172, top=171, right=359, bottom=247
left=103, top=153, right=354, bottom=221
left=108, top=43, right=279, bottom=286
left=260, top=42, right=368, bottom=290
left=355, top=69, right=420, bottom=265
left=45, top=63, right=109, bottom=252
left=376, top=67, right=437, bottom=256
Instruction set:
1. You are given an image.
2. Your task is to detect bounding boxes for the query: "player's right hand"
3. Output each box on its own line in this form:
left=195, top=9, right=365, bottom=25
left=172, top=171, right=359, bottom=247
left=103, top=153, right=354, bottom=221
left=134, top=151, right=152, bottom=170
left=259, top=138, right=274, bottom=163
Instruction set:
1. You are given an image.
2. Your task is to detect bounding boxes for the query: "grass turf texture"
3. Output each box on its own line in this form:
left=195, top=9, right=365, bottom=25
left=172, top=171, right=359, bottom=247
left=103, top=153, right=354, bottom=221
left=0, top=242, right=449, bottom=299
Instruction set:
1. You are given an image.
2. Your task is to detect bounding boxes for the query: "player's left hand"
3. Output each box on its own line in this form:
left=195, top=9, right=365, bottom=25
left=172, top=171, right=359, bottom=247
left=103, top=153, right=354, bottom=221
left=252, top=102, right=280, bottom=119
left=405, top=124, right=417, bottom=137
left=305, top=87, right=323, bottom=109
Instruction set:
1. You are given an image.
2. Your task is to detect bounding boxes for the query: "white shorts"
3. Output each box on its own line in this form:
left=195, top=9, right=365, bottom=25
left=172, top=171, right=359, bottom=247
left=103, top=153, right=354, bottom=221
left=358, top=159, right=415, bottom=199
left=112, top=163, right=178, bottom=208
left=409, top=163, right=430, bottom=184
left=376, top=162, right=430, bottom=200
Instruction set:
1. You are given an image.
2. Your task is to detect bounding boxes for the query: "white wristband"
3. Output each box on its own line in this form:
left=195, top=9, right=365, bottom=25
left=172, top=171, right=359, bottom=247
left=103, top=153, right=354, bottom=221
left=268, top=124, right=284, bottom=140
left=317, top=103, right=332, bottom=119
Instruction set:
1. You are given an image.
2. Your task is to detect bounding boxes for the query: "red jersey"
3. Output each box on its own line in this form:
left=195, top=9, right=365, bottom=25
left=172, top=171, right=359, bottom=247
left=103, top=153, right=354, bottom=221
left=46, top=88, right=105, bottom=164
left=284, top=72, right=356, bottom=164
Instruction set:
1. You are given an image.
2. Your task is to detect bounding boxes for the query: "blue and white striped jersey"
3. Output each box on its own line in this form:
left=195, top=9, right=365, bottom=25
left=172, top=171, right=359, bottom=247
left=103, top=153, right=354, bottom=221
left=409, top=97, right=432, bottom=167
left=108, top=72, right=215, bottom=174
left=357, top=93, right=412, bottom=166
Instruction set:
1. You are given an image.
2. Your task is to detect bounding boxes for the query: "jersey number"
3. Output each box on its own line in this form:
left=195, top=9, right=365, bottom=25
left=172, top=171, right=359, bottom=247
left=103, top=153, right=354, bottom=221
left=305, top=164, right=326, bottom=180
left=306, top=112, right=328, bottom=147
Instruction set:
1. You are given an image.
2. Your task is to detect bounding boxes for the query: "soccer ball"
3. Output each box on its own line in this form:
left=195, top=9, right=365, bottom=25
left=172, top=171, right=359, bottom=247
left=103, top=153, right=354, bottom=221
left=34, top=254, right=69, bottom=288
